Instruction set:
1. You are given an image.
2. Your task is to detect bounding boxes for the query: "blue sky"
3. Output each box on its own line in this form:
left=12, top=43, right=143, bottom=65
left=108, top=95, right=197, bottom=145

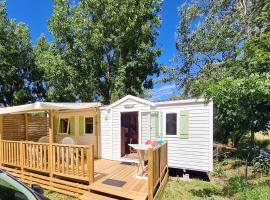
left=6, top=0, right=181, bottom=101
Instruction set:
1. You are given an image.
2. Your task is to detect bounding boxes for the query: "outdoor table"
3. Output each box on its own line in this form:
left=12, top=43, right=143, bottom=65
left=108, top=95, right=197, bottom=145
left=128, top=144, right=150, bottom=178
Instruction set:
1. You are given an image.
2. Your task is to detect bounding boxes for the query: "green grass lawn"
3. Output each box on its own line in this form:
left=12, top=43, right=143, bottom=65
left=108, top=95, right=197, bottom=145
left=160, top=158, right=270, bottom=200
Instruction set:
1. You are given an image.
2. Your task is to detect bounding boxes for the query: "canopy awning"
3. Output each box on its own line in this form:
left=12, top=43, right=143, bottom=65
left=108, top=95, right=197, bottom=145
left=0, top=102, right=101, bottom=115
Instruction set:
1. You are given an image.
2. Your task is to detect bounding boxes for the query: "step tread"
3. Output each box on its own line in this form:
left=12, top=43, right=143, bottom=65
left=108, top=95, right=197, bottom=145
left=79, top=192, right=117, bottom=200
left=89, top=182, right=147, bottom=200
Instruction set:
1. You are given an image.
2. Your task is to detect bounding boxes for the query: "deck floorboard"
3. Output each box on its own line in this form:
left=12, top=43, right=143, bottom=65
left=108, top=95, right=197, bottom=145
left=80, top=159, right=148, bottom=200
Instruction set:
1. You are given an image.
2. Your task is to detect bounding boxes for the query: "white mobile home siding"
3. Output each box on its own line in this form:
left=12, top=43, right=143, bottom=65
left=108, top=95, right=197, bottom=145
left=156, top=101, right=213, bottom=172
left=100, top=96, right=213, bottom=172
left=100, top=107, right=112, bottom=159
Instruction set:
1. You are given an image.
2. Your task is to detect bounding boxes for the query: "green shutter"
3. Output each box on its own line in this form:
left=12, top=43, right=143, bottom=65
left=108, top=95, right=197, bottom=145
left=70, top=116, right=75, bottom=136
left=179, top=111, right=189, bottom=139
left=53, top=116, right=59, bottom=134
left=79, top=116, right=84, bottom=136
left=154, top=112, right=160, bottom=138
left=160, top=111, right=163, bottom=137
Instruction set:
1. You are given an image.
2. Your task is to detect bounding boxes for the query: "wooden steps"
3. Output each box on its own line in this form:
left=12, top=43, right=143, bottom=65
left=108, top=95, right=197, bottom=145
left=88, top=182, right=148, bottom=200
left=79, top=192, right=117, bottom=200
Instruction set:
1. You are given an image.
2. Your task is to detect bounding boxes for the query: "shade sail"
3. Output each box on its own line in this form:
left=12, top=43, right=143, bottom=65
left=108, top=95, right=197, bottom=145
left=0, top=102, right=101, bottom=115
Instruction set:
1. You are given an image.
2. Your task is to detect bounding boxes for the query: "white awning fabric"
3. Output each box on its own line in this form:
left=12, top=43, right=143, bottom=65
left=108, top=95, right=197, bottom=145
left=0, top=102, right=101, bottom=115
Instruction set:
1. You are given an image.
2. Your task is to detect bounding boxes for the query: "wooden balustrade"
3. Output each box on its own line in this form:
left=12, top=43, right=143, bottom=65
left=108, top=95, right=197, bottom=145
left=23, top=142, right=50, bottom=173
left=0, top=140, right=94, bottom=184
left=1, top=140, right=21, bottom=167
left=148, top=142, right=169, bottom=200
left=52, top=144, right=94, bottom=183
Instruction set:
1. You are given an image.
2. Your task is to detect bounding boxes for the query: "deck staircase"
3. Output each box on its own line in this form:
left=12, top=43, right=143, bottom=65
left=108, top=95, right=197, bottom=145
left=79, top=182, right=148, bottom=200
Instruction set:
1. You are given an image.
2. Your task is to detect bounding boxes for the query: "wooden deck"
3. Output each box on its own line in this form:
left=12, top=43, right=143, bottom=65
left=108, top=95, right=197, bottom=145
left=0, top=140, right=168, bottom=200
left=83, top=159, right=148, bottom=200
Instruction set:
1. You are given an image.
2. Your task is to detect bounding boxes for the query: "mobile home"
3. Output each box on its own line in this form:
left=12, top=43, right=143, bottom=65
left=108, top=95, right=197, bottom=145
left=100, top=95, right=213, bottom=172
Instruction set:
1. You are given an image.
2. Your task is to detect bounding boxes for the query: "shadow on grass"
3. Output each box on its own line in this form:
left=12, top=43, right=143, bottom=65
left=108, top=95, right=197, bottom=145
left=169, top=168, right=210, bottom=181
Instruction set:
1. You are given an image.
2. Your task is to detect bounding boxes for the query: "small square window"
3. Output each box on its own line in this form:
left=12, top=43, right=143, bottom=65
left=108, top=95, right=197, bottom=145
left=85, top=117, right=93, bottom=134
left=166, top=113, right=177, bottom=135
left=58, top=118, right=70, bottom=134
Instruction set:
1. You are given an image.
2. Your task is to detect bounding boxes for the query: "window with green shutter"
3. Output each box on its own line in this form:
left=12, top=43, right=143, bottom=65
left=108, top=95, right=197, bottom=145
left=179, top=111, right=189, bottom=139
left=154, top=112, right=160, bottom=137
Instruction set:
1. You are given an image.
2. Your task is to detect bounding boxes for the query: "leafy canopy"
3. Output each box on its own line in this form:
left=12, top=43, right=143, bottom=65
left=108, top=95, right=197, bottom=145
left=36, top=0, right=162, bottom=104
left=0, top=2, right=44, bottom=106
left=168, top=0, right=270, bottom=143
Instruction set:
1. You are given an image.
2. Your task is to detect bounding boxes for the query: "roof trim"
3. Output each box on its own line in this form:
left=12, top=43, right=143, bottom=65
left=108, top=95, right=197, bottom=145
left=0, top=102, right=101, bottom=115
left=106, top=95, right=155, bottom=110
left=155, top=98, right=207, bottom=106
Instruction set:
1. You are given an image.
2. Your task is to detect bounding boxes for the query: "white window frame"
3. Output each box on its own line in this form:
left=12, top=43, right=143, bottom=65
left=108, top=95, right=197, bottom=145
left=84, top=116, right=95, bottom=135
left=57, top=117, right=70, bottom=135
left=163, top=112, right=178, bottom=138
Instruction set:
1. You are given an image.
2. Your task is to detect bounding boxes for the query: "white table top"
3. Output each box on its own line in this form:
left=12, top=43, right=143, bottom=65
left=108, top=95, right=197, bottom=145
left=128, top=144, right=151, bottom=151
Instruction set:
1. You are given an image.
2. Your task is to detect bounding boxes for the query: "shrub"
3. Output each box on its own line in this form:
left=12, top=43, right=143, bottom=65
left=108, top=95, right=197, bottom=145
left=252, top=150, right=270, bottom=176
left=223, top=174, right=247, bottom=195
left=212, top=164, right=225, bottom=177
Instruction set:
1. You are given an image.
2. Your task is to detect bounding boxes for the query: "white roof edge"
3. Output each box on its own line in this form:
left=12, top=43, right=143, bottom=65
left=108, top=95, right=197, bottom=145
left=0, top=102, right=101, bottom=115
left=106, top=95, right=155, bottom=110
left=155, top=98, right=209, bottom=106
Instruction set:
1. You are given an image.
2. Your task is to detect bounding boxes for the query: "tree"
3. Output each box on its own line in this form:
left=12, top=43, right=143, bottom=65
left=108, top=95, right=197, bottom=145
left=165, top=0, right=270, bottom=147
left=36, top=0, right=162, bottom=104
left=164, top=0, right=255, bottom=95
left=0, top=2, right=44, bottom=106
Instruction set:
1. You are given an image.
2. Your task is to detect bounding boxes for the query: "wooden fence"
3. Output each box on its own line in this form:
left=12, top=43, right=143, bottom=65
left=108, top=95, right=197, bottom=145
left=0, top=140, right=94, bottom=197
left=148, top=142, right=169, bottom=200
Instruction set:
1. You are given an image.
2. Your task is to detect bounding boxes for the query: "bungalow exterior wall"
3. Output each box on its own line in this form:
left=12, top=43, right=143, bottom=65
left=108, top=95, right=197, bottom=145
left=100, top=96, right=213, bottom=172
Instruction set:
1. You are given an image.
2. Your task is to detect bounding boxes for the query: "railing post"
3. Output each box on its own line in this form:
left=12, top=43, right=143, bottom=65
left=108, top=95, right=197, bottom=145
left=20, top=141, right=24, bottom=180
left=87, top=145, right=94, bottom=185
left=148, top=147, right=154, bottom=200
left=48, top=143, right=53, bottom=178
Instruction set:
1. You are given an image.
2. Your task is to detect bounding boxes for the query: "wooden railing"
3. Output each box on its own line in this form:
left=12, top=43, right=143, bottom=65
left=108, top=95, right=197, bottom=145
left=52, top=144, right=94, bottom=183
left=0, top=140, right=94, bottom=184
left=23, top=142, right=50, bottom=173
left=148, top=142, right=169, bottom=200
left=1, top=140, right=21, bottom=167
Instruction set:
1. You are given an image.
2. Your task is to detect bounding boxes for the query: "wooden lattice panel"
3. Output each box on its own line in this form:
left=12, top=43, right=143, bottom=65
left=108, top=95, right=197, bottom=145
left=3, top=115, right=25, bottom=141
left=27, top=114, right=49, bottom=142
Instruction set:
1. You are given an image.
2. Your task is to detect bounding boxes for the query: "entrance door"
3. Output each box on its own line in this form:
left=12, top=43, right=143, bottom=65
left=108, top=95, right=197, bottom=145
left=121, top=112, right=139, bottom=157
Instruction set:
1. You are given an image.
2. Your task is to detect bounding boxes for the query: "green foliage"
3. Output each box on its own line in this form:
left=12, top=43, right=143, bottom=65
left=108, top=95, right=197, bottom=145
left=0, top=2, right=45, bottom=106
left=167, top=0, right=270, bottom=146
left=223, top=174, right=247, bottom=195
left=212, top=164, right=225, bottom=177
left=252, top=154, right=270, bottom=176
left=36, top=0, right=162, bottom=103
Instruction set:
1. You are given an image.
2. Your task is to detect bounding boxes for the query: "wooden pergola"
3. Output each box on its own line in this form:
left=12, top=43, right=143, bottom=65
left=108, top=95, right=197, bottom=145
left=0, top=102, right=169, bottom=200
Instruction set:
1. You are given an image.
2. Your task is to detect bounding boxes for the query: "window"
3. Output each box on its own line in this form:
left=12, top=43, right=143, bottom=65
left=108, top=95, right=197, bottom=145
left=165, top=113, right=177, bottom=136
left=58, top=118, right=70, bottom=134
left=85, top=117, right=94, bottom=134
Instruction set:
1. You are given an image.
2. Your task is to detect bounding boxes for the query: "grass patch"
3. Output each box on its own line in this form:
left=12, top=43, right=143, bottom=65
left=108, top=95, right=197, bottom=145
left=44, top=190, right=75, bottom=200
left=161, top=159, right=270, bottom=200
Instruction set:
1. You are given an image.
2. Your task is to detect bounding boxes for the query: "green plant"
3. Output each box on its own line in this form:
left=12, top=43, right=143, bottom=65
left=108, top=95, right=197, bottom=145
left=211, top=164, right=225, bottom=177
left=252, top=154, right=270, bottom=176
left=223, top=174, right=247, bottom=195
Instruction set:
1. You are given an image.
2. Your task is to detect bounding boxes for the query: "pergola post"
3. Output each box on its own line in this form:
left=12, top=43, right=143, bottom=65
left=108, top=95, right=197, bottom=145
left=48, top=110, right=54, bottom=144
left=24, top=114, right=28, bottom=141
left=48, top=110, right=54, bottom=179
left=95, top=108, right=100, bottom=159
left=0, top=115, right=3, bottom=166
